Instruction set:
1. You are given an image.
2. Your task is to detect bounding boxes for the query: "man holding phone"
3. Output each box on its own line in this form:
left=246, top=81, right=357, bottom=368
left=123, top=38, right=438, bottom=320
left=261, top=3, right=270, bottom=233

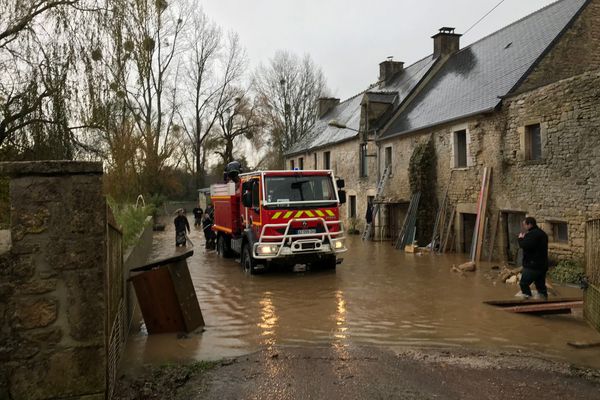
left=517, top=217, right=549, bottom=300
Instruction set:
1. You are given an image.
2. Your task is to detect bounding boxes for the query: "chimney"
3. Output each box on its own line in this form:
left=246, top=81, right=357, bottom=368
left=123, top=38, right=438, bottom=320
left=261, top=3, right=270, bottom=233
left=432, top=27, right=461, bottom=58
left=318, top=97, right=340, bottom=118
left=379, top=57, right=404, bottom=85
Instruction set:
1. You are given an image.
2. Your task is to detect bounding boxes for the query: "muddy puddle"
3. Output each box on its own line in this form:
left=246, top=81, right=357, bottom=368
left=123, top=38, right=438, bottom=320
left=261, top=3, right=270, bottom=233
left=123, top=223, right=600, bottom=370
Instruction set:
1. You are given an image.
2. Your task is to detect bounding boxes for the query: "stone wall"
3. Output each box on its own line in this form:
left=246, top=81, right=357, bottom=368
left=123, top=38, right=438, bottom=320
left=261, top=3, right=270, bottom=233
left=517, top=0, right=600, bottom=95
left=499, top=70, right=600, bottom=259
left=0, top=161, right=107, bottom=400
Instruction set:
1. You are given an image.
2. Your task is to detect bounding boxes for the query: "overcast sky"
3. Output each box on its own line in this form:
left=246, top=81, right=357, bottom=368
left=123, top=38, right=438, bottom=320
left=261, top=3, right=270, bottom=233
left=202, top=0, right=557, bottom=99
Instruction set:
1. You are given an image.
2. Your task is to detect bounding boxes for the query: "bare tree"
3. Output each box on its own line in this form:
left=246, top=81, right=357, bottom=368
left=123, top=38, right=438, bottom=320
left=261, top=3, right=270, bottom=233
left=213, top=88, right=264, bottom=165
left=0, top=0, right=97, bottom=154
left=89, top=0, right=189, bottom=195
left=180, top=10, right=246, bottom=188
left=254, top=51, right=327, bottom=163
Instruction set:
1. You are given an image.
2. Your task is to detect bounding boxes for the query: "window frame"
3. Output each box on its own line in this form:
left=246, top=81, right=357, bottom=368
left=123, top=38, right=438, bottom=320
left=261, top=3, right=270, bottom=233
left=525, top=123, right=542, bottom=161
left=323, top=151, right=331, bottom=170
left=290, top=159, right=295, bottom=170
left=360, top=143, right=368, bottom=178
left=548, top=220, right=569, bottom=244
left=453, top=129, right=468, bottom=169
left=349, top=195, right=357, bottom=219
left=384, top=146, right=392, bottom=169
left=299, top=157, right=304, bottom=170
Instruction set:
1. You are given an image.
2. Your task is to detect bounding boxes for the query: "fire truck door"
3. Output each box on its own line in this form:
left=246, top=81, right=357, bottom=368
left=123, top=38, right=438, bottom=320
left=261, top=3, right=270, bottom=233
left=250, top=180, right=261, bottom=234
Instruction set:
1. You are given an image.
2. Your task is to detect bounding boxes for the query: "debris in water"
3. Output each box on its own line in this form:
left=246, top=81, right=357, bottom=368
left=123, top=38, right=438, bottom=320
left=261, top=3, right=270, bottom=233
left=458, top=261, right=476, bottom=272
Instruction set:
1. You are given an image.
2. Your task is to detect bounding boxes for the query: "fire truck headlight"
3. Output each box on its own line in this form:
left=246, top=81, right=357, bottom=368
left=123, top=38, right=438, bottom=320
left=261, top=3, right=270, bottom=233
left=332, top=239, right=345, bottom=250
left=257, top=244, right=279, bottom=255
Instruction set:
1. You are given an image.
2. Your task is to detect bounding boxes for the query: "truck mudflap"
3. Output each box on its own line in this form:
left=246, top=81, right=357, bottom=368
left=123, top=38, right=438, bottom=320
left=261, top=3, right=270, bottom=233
left=252, top=217, right=347, bottom=260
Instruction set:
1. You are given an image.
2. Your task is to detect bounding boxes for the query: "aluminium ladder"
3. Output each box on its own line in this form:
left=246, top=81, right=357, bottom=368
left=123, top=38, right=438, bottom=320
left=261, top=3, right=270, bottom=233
left=361, top=164, right=392, bottom=241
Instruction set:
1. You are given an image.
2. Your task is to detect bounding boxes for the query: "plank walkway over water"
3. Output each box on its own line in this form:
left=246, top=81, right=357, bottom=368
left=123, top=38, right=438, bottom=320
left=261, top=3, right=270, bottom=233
left=483, top=297, right=582, bottom=307
left=484, top=297, right=583, bottom=315
left=500, top=301, right=583, bottom=315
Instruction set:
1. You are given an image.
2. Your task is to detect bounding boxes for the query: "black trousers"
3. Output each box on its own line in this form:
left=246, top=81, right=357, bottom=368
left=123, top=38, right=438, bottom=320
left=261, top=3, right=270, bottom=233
left=520, top=268, right=548, bottom=297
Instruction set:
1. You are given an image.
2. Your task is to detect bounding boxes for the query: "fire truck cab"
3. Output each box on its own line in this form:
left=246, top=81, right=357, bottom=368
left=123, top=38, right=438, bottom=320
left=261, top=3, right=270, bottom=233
left=211, top=167, right=347, bottom=274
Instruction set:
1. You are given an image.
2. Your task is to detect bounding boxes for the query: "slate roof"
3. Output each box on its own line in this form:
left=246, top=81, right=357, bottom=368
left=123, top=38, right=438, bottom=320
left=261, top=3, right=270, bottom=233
left=382, top=0, right=588, bottom=138
left=286, top=55, right=435, bottom=156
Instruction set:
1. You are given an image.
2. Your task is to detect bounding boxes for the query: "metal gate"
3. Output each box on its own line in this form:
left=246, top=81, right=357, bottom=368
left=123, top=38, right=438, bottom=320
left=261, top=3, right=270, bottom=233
left=585, top=219, right=600, bottom=333
left=106, top=208, right=126, bottom=399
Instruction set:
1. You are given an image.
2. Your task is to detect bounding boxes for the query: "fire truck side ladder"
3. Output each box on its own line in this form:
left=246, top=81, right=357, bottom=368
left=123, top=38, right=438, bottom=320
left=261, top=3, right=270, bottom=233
left=362, top=164, right=392, bottom=241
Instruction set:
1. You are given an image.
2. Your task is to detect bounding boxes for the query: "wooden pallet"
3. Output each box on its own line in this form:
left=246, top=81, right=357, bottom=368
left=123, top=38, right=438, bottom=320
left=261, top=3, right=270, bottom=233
left=483, top=297, right=582, bottom=307
left=500, top=301, right=583, bottom=315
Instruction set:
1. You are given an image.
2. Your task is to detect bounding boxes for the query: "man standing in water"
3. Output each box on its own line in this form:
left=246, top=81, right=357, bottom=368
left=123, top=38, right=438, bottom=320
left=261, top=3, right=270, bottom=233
left=517, top=217, right=549, bottom=299
left=174, top=209, right=190, bottom=247
left=192, top=205, right=204, bottom=227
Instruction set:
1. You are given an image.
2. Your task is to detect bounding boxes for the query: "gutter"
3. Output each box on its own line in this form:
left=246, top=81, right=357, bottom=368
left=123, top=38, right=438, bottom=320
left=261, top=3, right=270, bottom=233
left=377, top=106, right=498, bottom=143
left=284, top=133, right=360, bottom=158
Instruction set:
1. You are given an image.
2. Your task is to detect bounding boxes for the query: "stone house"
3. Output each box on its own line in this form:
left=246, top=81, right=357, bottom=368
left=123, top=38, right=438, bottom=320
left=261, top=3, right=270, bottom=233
left=285, top=0, right=600, bottom=262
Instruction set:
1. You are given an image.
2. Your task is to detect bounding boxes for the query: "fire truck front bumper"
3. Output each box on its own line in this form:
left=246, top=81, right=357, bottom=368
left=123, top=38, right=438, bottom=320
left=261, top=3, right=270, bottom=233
left=253, top=218, right=347, bottom=260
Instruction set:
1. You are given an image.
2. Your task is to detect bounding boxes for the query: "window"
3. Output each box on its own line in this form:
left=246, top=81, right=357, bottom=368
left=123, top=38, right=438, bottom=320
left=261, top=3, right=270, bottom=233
left=313, top=153, right=318, bottom=169
left=384, top=146, right=392, bottom=169
left=454, top=129, right=468, bottom=168
left=360, top=143, right=368, bottom=177
left=299, top=157, right=304, bottom=170
left=525, top=124, right=542, bottom=161
left=349, top=195, right=357, bottom=218
left=290, top=159, right=295, bottom=170
left=265, top=175, right=336, bottom=204
left=550, top=221, right=569, bottom=243
left=323, top=151, right=331, bottom=170
left=252, top=181, right=260, bottom=208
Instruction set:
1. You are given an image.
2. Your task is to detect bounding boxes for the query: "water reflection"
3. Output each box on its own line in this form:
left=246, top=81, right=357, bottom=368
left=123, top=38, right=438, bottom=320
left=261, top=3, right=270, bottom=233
left=258, top=292, right=278, bottom=347
left=334, top=290, right=347, bottom=341
left=122, top=223, right=600, bottom=370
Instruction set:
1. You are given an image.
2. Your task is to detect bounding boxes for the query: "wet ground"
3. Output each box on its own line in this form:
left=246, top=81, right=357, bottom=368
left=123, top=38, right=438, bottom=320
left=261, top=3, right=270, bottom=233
left=116, top=346, right=600, bottom=400
left=123, top=221, right=600, bottom=371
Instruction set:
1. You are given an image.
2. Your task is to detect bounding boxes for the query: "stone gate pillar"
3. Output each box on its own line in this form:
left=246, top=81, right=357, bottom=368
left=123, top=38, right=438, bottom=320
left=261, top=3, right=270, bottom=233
left=0, top=161, right=106, bottom=400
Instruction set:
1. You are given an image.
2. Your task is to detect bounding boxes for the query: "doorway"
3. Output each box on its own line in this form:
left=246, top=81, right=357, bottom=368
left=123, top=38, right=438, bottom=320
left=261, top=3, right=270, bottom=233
left=386, top=203, right=409, bottom=242
left=461, top=213, right=477, bottom=254
left=502, top=211, right=526, bottom=265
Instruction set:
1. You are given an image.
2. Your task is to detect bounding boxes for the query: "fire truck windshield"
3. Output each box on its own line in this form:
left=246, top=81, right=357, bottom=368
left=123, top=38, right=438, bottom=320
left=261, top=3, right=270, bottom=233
left=264, top=175, right=337, bottom=207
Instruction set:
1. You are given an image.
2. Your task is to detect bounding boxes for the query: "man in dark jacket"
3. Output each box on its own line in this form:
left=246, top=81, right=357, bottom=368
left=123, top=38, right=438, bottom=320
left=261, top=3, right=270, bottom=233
left=174, top=209, right=190, bottom=247
left=517, top=217, right=549, bottom=299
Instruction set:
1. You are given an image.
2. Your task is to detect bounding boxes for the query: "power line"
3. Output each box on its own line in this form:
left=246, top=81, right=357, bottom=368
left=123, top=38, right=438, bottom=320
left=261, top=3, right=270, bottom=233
left=464, top=0, right=507, bottom=35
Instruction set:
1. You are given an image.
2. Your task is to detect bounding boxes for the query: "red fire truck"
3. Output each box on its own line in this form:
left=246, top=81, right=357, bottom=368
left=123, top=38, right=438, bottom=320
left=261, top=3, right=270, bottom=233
left=210, top=166, right=348, bottom=274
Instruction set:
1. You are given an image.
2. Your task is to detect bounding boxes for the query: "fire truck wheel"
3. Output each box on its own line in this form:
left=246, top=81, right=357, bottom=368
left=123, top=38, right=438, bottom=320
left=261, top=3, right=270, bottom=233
left=242, top=244, right=262, bottom=275
left=322, top=255, right=337, bottom=270
left=217, top=235, right=231, bottom=258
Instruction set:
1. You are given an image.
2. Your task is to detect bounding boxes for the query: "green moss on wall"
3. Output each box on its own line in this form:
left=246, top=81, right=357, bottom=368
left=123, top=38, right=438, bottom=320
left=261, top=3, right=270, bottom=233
left=408, top=139, right=438, bottom=246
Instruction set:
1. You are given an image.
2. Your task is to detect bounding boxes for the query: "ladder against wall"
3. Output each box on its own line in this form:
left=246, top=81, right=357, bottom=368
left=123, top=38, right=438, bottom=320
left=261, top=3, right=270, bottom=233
left=362, top=164, right=392, bottom=241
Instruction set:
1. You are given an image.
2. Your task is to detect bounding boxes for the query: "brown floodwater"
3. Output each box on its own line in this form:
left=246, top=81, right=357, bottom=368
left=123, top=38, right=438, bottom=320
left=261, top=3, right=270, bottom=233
left=123, top=223, right=600, bottom=369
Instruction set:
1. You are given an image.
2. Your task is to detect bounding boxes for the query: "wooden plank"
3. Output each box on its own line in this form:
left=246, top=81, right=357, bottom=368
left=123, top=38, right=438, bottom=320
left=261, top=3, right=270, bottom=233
left=440, top=206, right=456, bottom=254
left=567, top=341, right=600, bottom=349
left=131, top=267, right=186, bottom=334
left=474, top=168, right=491, bottom=263
left=470, top=168, right=487, bottom=261
left=484, top=297, right=582, bottom=307
left=168, top=260, right=205, bottom=332
left=502, top=301, right=583, bottom=314
left=431, top=173, right=453, bottom=250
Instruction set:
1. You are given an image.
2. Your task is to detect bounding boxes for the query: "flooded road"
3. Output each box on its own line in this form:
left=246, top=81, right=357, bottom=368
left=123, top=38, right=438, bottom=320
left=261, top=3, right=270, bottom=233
left=123, top=223, right=600, bottom=369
